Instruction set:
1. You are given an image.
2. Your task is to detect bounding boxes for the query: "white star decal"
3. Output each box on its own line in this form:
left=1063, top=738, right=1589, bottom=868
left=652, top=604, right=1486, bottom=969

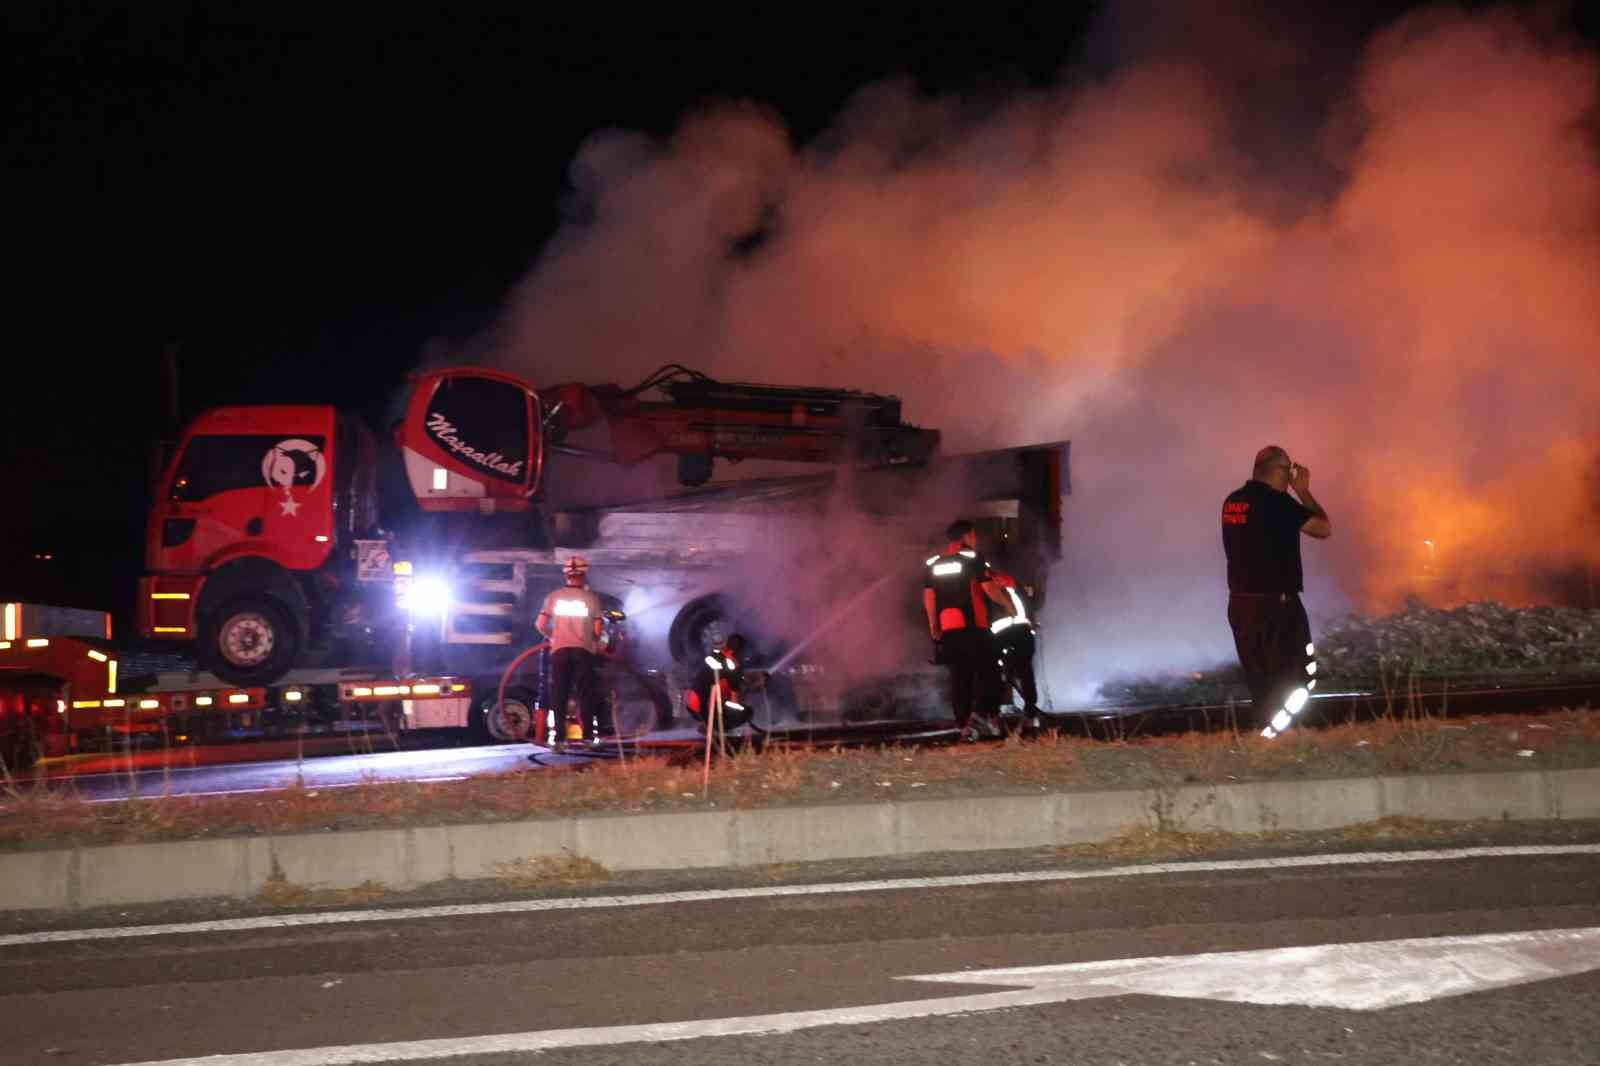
left=279, top=493, right=300, bottom=517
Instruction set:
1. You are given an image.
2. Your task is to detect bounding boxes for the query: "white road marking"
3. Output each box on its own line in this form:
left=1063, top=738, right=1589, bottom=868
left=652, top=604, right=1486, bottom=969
left=4, top=843, right=1598, bottom=948
left=910, top=926, right=1600, bottom=1010
left=104, top=927, right=1600, bottom=1066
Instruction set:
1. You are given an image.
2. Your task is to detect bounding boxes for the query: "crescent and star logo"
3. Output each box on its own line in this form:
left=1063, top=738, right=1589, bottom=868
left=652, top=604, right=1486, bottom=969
left=261, top=438, right=327, bottom=517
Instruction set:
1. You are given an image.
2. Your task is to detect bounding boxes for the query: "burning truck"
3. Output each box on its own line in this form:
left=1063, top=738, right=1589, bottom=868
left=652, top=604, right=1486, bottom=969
left=35, top=365, right=1066, bottom=746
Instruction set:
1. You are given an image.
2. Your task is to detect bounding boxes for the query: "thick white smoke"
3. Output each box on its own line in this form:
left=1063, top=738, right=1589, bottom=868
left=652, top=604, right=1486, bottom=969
left=467, top=3, right=1600, bottom=703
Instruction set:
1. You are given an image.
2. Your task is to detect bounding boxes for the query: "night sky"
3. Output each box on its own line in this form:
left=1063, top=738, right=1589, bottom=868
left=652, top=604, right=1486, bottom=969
left=7, top=1, right=1598, bottom=628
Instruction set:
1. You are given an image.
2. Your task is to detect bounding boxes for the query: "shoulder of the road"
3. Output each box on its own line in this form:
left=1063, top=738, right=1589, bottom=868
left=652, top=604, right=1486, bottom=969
left=1, top=765, right=1597, bottom=912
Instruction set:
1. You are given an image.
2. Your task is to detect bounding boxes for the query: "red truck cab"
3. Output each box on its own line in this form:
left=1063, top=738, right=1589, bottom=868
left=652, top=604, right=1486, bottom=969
left=142, top=405, right=357, bottom=683
left=140, top=369, right=545, bottom=686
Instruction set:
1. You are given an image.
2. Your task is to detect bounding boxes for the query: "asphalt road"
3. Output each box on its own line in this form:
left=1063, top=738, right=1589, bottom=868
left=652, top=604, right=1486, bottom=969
left=3, top=841, right=1597, bottom=1065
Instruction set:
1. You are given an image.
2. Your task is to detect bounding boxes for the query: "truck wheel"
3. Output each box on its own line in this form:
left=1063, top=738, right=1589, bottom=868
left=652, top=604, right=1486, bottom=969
left=199, top=597, right=300, bottom=687
left=602, top=665, right=674, bottom=737
left=668, top=595, right=787, bottom=673
left=668, top=595, right=735, bottom=663
left=484, top=686, right=537, bottom=743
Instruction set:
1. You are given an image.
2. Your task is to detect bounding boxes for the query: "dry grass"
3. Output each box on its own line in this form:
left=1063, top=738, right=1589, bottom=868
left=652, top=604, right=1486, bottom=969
left=489, top=851, right=609, bottom=888
left=256, top=872, right=391, bottom=908
left=1056, top=825, right=1250, bottom=862
left=1053, top=813, right=1572, bottom=864
left=1, top=706, right=1595, bottom=853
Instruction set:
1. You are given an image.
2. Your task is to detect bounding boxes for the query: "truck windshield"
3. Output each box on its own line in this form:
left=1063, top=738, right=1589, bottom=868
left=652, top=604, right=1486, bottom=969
left=170, top=435, right=325, bottom=502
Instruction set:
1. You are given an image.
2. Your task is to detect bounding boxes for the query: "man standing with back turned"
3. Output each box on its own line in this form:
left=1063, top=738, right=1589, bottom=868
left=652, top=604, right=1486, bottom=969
left=531, top=555, right=604, bottom=754
left=1221, top=446, right=1332, bottom=739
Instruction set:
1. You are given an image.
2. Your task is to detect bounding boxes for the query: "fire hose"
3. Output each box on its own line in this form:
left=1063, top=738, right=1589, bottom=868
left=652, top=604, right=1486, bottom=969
left=496, top=631, right=653, bottom=749
left=496, top=637, right=549, bottom=744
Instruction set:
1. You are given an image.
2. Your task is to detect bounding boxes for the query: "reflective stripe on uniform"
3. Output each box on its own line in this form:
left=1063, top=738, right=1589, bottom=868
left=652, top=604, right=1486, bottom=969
left=1004, top=587, right=1028, bottom=623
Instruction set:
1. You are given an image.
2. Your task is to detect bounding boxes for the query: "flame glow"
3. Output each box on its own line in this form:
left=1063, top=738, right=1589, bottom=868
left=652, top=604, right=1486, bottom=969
left=464, top=5, right=1599, bottom=687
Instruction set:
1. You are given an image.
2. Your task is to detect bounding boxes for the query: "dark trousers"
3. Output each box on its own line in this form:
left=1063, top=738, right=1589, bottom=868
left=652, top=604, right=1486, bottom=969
left=547, top=648, right=597, bottom=740
left=692, top=685, right=754, bottom=732
left=1227, top=593, right=1313, bottom=726
left=997, top=627, right=1039, bottom=711
left=941, top=627, right=1000, bottom=727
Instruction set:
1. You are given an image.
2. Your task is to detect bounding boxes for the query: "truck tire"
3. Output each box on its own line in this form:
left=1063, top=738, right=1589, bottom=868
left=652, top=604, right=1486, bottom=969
left=668, top=594, right=735, bottom=663
left=483, top=686, right=537, bottom=743
left=667, top=595, right=789, bottom=673
left=198, top=597, right=301, bottom=687
left=601, top=664, right=674, bottom=736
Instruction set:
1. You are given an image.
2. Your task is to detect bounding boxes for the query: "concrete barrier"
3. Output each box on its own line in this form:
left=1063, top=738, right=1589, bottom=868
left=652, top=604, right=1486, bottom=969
left=733, top=803, right=896, bottom=866
left=575, top=809, right=735, bottom=872
left=446, top=819, right=576, bottom=880
left=1547, top=767, right=1600, bottom=819
left=2, top=766, right=1596, bottom=912
left=77, top=838, right=262, bottom=908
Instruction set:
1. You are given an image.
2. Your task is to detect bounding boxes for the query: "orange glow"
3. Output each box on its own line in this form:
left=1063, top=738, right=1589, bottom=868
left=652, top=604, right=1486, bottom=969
left=482, top=4, right=1600, bottom=671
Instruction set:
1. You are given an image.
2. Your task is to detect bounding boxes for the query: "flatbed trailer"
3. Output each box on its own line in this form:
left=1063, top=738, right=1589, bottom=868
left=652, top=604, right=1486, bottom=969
left=0, top=619, right=476, bottom=760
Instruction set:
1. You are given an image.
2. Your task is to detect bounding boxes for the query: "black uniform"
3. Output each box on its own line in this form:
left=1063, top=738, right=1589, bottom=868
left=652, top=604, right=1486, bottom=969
left=924, top=543, right=1002, bottom=730
left=990, top=572, right=1039, bottom=714
left=687, top=651, right=754, bottom=732
left=1221, top=479, right=1317, bottom=732
left=543, top=649, right=597, bottom=741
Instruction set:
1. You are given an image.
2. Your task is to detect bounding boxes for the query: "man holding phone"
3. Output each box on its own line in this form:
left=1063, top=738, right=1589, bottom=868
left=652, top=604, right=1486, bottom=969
left=1221, top=446, right=1333, bottom=738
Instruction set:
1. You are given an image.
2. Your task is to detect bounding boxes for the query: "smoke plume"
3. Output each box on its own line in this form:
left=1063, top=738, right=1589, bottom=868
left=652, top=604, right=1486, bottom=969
left=475, top=4, right=1600, bottom=701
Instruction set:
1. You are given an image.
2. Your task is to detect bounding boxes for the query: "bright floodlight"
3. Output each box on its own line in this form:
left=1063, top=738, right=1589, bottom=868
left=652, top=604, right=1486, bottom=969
left=408, top=576, right=452, bottom=616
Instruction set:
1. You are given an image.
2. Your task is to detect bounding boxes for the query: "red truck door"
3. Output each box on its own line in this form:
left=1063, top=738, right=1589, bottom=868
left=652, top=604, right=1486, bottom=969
left=149, top=407, right=337, bottom=575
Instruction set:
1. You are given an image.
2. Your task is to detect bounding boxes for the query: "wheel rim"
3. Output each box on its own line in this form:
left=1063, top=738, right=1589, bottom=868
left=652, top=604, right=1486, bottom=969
left=488, top=697, right=533, bottom=742
left=219, top=611, right=276, bottom=667
left=698, top=617, right=729, bottom=655
left=604, top=671, right=670, bottom=739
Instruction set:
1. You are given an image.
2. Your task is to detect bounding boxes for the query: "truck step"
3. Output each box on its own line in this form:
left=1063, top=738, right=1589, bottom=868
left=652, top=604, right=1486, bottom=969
left=450, top=601, right=515, bottom=618
left=444, top=631, right=513, bottom=645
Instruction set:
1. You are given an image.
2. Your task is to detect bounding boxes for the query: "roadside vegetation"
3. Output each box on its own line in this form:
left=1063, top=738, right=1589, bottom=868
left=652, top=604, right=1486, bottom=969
left=1096, top=601, right=1600, bottom=706
left=1, top=702, right=1596, bottom=852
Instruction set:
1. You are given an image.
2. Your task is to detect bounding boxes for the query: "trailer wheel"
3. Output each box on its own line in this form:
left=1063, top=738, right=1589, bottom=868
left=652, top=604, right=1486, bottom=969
left=668, top=595, right=736, bottom=663
left=601, top=665, right=674, bottom=737
left=199, top=597, right=301, bottom=687
left=484, top=686, right=537, bottom=743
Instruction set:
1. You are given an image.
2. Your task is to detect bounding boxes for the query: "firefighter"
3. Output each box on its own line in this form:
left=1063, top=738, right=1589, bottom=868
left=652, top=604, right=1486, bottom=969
left=923, top=520, right=1011, bottom=742
left=1220, top=446, right=1333, bottom=739
left=988, top=558, right=1043, bottom=737
left=685, top=634, right=756, bottom=735
left=530, top=555, right=605, bottom=752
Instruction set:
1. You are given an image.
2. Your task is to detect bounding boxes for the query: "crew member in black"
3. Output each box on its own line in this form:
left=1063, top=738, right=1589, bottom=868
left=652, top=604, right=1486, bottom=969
left=1221, top=446, right=1332, bottom=738
left=989, top=555, right=1042, bottom=736
left=685, top=634, right=758, bottom=742
left=924, top=520, right=1011, bottom=741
